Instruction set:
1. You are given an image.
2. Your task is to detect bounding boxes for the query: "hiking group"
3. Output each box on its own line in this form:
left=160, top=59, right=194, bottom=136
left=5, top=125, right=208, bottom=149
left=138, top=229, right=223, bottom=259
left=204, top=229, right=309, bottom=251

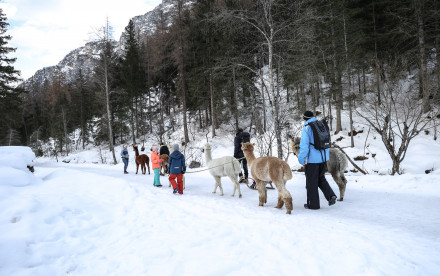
left=120, top=142, right=186, bottom=194
left=120, top=110, right=337, bottom=209
left=234, top=110, right=337, bottom=210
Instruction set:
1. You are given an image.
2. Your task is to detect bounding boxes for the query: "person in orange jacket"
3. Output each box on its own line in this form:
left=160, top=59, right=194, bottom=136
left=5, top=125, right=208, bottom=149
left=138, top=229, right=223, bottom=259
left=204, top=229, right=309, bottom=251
left=151, top=145, right=163, bottom=187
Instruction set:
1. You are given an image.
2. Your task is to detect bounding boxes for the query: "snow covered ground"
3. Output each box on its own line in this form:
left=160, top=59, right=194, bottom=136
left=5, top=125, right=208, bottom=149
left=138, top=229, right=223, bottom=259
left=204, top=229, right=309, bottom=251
left=1, top=135, right=440, bottom=275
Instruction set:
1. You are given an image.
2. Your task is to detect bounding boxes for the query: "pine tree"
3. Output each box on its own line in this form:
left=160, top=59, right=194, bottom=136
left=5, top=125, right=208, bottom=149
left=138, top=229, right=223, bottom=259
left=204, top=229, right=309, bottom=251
left=0, top=8, right=22, bottom=144
left=121, top=19, right=144, bottom=144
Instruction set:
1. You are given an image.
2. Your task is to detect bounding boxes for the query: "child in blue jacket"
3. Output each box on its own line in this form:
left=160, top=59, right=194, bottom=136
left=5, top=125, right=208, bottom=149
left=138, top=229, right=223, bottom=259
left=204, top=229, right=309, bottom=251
left=168, top=144, right=186, bottom=194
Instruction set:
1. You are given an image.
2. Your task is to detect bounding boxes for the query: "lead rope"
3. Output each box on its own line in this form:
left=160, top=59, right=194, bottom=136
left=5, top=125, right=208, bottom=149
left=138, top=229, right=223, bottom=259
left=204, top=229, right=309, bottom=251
left=184, top=157, right=246, bottom=174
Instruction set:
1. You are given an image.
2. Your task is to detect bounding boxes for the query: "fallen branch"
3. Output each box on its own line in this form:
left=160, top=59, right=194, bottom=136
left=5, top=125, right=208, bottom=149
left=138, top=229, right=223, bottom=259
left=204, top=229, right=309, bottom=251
left=332, top=144, right=367, bottom=175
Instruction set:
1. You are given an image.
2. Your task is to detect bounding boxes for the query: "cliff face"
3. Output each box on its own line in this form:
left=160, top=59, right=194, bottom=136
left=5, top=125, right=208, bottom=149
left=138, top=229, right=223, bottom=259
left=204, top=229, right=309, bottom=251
left=22, top=0, right=178, bottom=88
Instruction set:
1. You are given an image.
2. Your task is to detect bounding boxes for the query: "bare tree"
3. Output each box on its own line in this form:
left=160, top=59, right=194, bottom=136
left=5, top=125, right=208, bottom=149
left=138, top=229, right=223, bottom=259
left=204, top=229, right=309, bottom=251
left=174, top=0, right=190, bottom=144
left=357, top=78, right=435, bottom=175
left=222, top=0, right=307, bottom=158
left=92, top=19, right=117, bottom=165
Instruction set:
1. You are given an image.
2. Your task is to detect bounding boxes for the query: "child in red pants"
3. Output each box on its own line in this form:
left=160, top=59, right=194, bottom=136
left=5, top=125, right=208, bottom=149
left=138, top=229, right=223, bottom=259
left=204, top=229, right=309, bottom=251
left=168, top=144, right=186, bottom=194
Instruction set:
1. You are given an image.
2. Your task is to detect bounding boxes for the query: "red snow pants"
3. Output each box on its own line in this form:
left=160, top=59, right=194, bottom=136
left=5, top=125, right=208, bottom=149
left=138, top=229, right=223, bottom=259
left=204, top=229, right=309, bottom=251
left=169, top=173, right=184, bottom=194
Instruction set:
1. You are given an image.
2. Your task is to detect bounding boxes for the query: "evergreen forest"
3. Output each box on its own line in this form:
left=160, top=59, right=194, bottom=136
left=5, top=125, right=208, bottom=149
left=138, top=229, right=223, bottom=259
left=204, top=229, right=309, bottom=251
left=0, top=0, right=439, bottom=174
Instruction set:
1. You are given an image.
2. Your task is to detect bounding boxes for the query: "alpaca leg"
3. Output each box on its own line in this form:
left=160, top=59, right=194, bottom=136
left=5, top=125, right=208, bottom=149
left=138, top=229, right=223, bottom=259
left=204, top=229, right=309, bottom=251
left=136, top=163, right=139, bottom=174
left=273, top=181, right=293, bottom=214
left=337, top=172, right=347, bottom=201
left=218, top=177, right=224, bottom=196
left=275, top=193, right=284, bottom=209
left=212, top=176, right=223, bottom=196
left=228, top=175, right=242, bottom=198
left=142, top=164, right=146, bottom=174
left=332, top=172, right=346, bottom=201
left=147, top=164, right=150, bottom=175
left=283, top=191, right=293, bottom=214
left=274, top=182, right=284, bottom=209
left=256, top=180, right=266, bottom=206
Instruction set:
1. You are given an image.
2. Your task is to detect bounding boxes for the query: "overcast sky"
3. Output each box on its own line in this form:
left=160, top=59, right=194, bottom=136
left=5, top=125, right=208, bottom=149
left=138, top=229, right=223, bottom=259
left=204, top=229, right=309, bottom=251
left=0, top=0, right=162, bottom=80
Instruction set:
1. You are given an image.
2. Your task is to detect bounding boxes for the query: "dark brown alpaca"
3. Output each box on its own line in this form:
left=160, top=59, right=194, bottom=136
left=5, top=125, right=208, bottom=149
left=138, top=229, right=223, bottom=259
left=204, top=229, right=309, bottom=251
left=159, top=154, right=169, bottom=176
left=132, top=145, right=150, bottom=175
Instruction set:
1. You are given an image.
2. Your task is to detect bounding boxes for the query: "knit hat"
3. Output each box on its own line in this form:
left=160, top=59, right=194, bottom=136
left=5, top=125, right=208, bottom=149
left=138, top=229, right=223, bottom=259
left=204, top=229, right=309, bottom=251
left=303, top=111, right=314, bottom=121
left=173, top=144, right=179, bottom=152
left=151, top=145, right=158, bottom=152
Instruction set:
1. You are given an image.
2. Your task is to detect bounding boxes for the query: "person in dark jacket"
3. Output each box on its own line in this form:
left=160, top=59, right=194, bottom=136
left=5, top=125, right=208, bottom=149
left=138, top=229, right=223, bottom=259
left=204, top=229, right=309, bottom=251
left=168, top=144, right=186, bottom=194
left=298, top=110, right=337, bottom=209
left=234, top=128, right=249, bottom=184
left=159, top=142, right=170, bottom=156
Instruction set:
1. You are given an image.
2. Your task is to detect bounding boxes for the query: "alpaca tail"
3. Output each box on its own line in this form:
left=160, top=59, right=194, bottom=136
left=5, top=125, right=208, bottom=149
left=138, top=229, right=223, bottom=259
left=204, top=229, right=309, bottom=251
left=232, top=158, right=241, bottom=176
left=283, top=163, right=293, bottom=181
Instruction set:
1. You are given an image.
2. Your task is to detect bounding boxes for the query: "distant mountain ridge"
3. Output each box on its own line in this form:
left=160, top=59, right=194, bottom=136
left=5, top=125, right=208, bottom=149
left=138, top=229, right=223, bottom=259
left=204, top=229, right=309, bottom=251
left=22, top=0, right=176, bottom=88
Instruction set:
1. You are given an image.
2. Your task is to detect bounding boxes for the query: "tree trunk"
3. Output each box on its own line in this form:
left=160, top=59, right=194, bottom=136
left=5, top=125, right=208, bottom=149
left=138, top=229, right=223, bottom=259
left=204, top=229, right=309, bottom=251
left=415, top=0, right=429, bottom=112
left=372, top=0, right=381, bottom=105
left=260, top=67, right=267, bottom=132
left=61, top=106, right=69, bottom=155
left=104, top=55, right=117, bottom=165
left=233, top=65, right=239, bottom=130
left=177, top=0, right=189, bottom=144
left=343, top=9, right=354, bottom=147
left=209, top=70, right=216, bottom=137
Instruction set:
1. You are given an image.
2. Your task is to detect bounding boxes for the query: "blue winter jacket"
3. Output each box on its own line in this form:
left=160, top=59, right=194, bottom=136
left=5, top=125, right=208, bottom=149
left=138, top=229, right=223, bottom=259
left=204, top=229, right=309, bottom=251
left=298, top=117, right=329, bottom=165
left=121, top=148, right=129, bottom=159
left=168, top=151, right=186, bottom=175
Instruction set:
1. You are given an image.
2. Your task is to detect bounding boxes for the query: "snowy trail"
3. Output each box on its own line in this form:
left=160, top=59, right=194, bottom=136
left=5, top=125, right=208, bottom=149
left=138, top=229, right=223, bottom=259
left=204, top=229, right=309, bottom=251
left=1, top=161, right=440, bottom=275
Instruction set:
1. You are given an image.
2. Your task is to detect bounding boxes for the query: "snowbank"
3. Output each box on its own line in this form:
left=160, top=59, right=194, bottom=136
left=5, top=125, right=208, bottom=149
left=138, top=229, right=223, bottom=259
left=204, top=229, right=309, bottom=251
left=0, top=146, right=37, bottom=187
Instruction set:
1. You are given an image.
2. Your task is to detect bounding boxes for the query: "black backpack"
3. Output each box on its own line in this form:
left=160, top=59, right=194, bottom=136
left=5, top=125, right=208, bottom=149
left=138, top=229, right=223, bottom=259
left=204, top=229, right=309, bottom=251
left=240, top=132, right=250, bottom=143
left=308, top=120, right=331, bottom=150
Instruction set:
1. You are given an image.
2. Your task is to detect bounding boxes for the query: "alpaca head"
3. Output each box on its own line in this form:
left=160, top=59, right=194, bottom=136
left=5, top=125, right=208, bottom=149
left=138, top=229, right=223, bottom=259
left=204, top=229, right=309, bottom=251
left=204, top=143, right=212, bottom=152
left=289, top=137, right=301, bottom=156
left=241, top=142, right=254, bottom=153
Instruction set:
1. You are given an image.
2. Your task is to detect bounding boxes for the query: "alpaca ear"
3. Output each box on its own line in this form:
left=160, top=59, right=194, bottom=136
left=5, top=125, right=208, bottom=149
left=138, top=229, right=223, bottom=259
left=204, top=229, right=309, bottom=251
left=252, top=143, right=255, bottom=146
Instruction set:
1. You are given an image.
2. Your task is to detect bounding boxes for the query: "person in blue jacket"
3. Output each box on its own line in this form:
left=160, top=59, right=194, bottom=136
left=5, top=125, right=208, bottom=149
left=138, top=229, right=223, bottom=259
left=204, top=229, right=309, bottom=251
left=168, top=144, right=186, bottom=194
left=298, top=111, right=337, bottom=209
left=120, top=145, right=129, bottom=174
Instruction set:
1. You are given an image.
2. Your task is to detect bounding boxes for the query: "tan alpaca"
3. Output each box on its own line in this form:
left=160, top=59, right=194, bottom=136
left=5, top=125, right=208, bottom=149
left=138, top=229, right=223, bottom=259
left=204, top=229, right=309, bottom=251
left=241, top=142, right=293, bottom=214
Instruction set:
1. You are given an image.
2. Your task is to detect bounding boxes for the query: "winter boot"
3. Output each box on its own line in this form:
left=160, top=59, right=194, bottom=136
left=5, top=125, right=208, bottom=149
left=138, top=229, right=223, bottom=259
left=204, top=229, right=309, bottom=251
left=329, top=195, right=337, bottom=206
left=250, top=181, right=256, bottom=189
left=173, top=188, right=178, bottom=194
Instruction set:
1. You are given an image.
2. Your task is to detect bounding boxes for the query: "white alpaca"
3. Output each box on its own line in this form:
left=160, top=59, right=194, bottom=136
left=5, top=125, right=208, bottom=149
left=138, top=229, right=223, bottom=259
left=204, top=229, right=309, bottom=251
left=204, top=143, right=242, bottom=198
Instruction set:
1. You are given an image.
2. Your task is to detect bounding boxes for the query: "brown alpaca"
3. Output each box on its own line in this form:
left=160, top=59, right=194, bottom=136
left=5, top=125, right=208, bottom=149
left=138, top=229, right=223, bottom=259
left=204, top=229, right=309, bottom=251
left=159, top=154, right=169, bottom=176
left=241, top=142, right=293, bottom=214
left=132, top=145, right=150, bottom=175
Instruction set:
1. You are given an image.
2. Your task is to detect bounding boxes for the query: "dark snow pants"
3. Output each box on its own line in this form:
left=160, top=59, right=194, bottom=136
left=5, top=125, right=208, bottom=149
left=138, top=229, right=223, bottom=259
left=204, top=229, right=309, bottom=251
left=304, top=163, right=336, bottom=209
left=238, top=158, right=248, bottom=179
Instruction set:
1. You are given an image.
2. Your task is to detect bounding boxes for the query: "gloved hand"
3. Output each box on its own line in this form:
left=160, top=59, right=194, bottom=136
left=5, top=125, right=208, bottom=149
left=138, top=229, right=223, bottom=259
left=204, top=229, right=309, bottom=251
left=182, top=169, right=186, bottom=174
